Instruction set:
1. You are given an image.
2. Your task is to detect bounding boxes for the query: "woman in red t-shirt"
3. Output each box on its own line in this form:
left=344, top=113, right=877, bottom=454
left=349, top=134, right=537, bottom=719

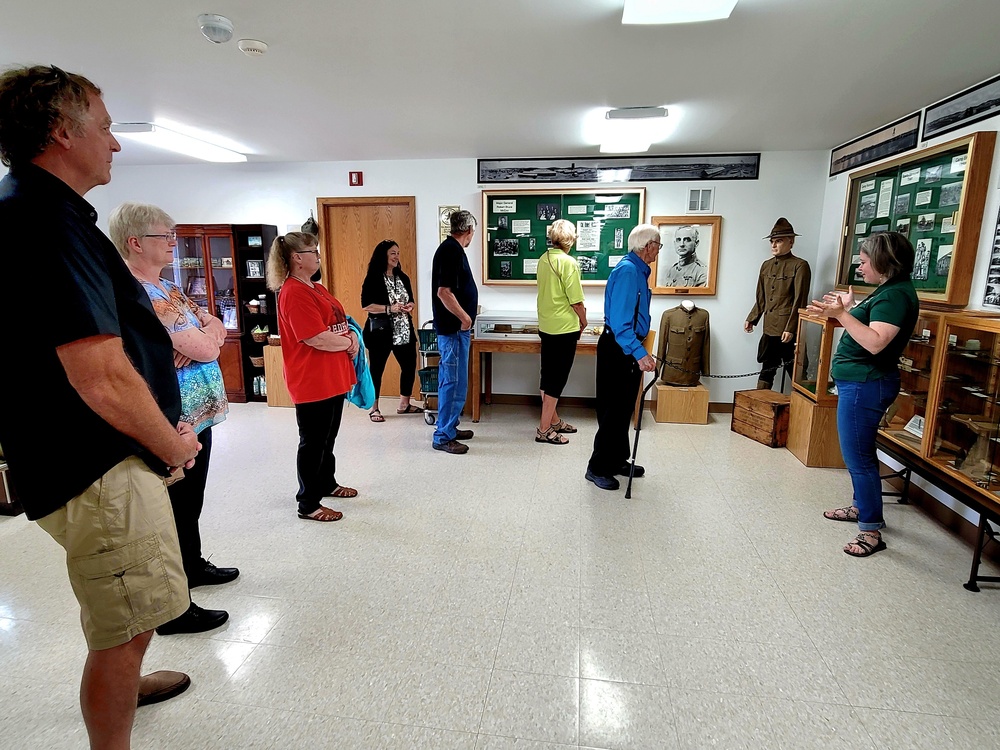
left=267, top=232, right=359, bottom=522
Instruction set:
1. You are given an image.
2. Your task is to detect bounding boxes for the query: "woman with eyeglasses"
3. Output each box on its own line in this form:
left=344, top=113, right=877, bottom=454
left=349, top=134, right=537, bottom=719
left=360, top=239, right=420, bottom=422
left=110, top=201, right=236, bottom=635
left=267, top=232, right=359, bottom=522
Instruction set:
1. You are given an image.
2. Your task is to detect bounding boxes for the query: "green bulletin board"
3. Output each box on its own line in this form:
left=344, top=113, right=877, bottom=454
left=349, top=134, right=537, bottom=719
left=844, top=145, right=969, bottom=293
left=481, top=188, right=646, bottom=285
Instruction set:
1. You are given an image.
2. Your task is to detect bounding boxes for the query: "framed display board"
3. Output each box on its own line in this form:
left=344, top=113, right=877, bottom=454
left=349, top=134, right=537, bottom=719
left=836, top=131, right=995, bottom=306
left=481, top=188, right=646, bottom=285
left=649, top=215, right=721, bottom=295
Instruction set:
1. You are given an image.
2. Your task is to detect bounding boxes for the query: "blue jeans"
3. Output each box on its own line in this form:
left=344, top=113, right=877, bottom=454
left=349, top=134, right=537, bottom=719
left=835, top=375, right=900, bottom=531
left=434, top=330, right=470, bottom=445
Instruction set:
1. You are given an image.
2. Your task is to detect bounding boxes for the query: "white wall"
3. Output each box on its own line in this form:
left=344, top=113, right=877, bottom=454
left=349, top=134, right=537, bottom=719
left=98, top=150, right=830, bottom=403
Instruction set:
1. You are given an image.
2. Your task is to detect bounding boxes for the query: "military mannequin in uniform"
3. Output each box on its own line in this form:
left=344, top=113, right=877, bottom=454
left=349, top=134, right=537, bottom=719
left=744, top=218, right=811, bottom=390
left=657, top=300, right=710, bottom=386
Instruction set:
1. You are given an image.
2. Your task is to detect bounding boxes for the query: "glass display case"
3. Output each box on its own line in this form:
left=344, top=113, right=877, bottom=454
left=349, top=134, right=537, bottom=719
left=879, top=309, right=945, bottom=456
left=792, top=310, right=842, bottom=405
left=927, top=315, right=1000, bottom=498
left=475, top=310, right=603, bottom=344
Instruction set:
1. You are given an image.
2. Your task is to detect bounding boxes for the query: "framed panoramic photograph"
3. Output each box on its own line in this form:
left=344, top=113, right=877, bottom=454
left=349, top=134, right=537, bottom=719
left=649, top=215, right=722, bottom=296
left=923, top=73, right=1000, bottom=141
left=246, top=259, right=264, bottom=279
left=829, top=112, right=920, bottom=176
left=478, top=154, right=760, bottom=183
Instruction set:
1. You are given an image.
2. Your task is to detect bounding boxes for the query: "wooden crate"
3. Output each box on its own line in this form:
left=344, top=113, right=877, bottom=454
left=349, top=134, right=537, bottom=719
left=731, top=389, right=790, bottom=448
left=787, top=391, right=845, bottom=468
left=653, top=383, right=709, bottom=424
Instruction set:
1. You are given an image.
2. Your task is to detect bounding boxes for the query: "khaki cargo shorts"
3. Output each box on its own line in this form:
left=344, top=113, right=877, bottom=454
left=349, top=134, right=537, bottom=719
left=37, top=456, right=189, bottom=650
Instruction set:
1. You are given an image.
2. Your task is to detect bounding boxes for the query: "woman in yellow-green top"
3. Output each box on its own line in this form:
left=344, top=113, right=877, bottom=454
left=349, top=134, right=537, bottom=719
left=535, top=219, right=587, bottom=445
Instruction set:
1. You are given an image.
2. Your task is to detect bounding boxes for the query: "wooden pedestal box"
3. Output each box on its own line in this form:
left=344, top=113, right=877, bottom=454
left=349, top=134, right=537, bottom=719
left=731, top=390, right=790, bottom=448
left=787, top=391, right=845, bottom=468
left=653, top=383, right=709, bottom=424
left=263, top=344, right=294, bottom=408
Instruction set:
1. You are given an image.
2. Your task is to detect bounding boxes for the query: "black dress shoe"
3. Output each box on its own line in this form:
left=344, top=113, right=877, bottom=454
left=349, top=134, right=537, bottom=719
left=615, top=463, right=645, bottom=477
left=155, top=603, right=229, bottom=636
left=585, top=469, right=620, bottom=491
left=188, top=561, right=240, bottom=588
left=455, top=429, right=474, bottom=440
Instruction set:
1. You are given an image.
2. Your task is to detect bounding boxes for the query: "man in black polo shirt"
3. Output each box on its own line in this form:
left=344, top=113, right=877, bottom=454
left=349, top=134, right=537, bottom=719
left=431, top=210, right=478, bottom=454
left=0, top=66, right=200, bottom=748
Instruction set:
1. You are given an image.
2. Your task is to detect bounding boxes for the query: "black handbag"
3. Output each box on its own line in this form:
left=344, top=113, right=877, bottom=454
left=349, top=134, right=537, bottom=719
left=366, top=314, right=391, bottom=334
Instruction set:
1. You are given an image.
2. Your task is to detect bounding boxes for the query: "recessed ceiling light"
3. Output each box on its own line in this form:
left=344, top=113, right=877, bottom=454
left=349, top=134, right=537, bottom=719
left=622, top=0, right=739, bottom=25
left=111, top=123, right=247, bottom=163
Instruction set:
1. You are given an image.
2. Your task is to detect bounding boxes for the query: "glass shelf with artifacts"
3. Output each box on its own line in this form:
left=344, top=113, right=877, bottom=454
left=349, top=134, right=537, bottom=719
left=792, top=310, right=843, bottom=406
left=925, top=315, right=1000, bottom=507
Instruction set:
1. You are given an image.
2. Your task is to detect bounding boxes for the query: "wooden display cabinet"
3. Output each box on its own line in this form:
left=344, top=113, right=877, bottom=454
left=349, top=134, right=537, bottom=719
left=835, top=131, right=995, bottom=307
left=787, top=310, right=845, bottom=467
left=175, top=223, right=278, bottom=403
left=232, top=224, right=278, bottom=402
left=924, top=315, right=1000, bottom=514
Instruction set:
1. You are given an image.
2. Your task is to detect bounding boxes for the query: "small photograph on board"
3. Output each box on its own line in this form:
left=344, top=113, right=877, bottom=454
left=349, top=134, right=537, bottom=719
left=529, top=237, right=537, bottom=251
left=936, top=244, right=954, bottom=277
left=603, top=203, right=631, bottom=220
left=245, top=260, right=264, bottom=279
left=498, top=215, right=509, bottom=230
left=913, top=238, right=932, bottom=280
left=941, top=217, right=956, bottom=234
left=494, top=238, right=519, bottom=256
left=614, top=227, right=624, bottom=249
left=859, top=193, right=877, bottom=219
left=499, top=260, right=513, bottom=279
left=577, top=255, right=598, bottom=274
left=940, top=183, right=962, bottom=206
left=893, top=194, right=911, bottom=215
left=915, top=190, right=933, bottom=207
left=917, top=213, right=936, bottom=232
left=895, top=218, right=911, bottom=236
left=925, top=165, right=943, bottom=183
left=537, top=203, right=560, bottom=221
left=900, top=167, right=921, bottom=186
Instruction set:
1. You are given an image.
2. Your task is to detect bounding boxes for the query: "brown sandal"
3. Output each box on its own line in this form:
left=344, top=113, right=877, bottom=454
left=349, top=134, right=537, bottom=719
left=535, top=427, right=569, bottom=445
left=844, top=532, right=886, bottom=558
left=551, top=419, right=577, bottom=434
left=396, top=404, right=424, bottom=414
left=298, top=506, right=343, bottom=522
left=369, top=410, right=385, bottom=423
left=823, top=506, right=859, bottom=522
left=329, top=485, right=358, bottom=498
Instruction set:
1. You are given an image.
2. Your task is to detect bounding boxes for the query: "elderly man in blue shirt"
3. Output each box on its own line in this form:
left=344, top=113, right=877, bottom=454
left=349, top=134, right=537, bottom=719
left=586, top=224, right=660, bottom=490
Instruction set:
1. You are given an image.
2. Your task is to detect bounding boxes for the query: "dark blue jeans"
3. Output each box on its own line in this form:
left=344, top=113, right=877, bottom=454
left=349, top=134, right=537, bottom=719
left=434, top=330, right=470, bottom=445
left=835, top=375, right=900, bottom=531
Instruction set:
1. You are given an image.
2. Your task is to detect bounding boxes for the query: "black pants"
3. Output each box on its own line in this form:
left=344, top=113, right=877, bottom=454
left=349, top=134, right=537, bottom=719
left=757, top=334, right=796, bottom=388
left=588, top=330, right=642, bottom=478
left=294, top=394, right=345, bottom=514
left=364, top=331, right=417, bottom=402
left=167, top=426, right=213, bottom=578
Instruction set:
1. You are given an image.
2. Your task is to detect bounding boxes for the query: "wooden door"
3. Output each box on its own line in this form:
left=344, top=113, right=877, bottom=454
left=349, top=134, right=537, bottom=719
left=317, top=197, right=417, bottom=398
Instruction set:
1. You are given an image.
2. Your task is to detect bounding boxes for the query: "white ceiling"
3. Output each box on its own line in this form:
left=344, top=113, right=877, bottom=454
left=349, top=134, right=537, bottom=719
left=4, top=0, right=1000, bottom=166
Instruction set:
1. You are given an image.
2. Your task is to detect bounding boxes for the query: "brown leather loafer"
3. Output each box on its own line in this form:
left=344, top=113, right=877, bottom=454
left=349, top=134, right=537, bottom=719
left=137, top=670, right=191, bottom=707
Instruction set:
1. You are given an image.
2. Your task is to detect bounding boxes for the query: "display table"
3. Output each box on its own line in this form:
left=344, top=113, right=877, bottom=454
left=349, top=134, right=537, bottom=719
left=469, top=331, right=654, bottom=423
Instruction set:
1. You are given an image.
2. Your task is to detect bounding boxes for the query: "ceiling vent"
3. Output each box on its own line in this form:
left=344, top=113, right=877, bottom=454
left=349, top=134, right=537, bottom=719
left=238, top=39, right=268, bottom=57
left=198, top=14, right=234, bottom=44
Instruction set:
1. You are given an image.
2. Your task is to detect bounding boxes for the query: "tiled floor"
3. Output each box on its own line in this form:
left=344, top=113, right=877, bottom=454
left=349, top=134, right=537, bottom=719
left=2, top=401, right=1000, bottom=749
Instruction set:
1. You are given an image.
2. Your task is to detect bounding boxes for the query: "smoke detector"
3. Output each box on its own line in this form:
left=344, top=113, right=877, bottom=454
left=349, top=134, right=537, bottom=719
left=238, top=39, right=269, bottom=57
left=198, top=14, right=234, bottom=44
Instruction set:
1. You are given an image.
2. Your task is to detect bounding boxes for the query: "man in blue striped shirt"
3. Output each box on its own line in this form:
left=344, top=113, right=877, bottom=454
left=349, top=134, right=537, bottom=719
left=586, top=224, right=660, bottom=490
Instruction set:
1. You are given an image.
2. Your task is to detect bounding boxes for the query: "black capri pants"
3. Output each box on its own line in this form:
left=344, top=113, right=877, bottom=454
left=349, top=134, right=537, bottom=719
left=539, top=331, right=579, bottom=399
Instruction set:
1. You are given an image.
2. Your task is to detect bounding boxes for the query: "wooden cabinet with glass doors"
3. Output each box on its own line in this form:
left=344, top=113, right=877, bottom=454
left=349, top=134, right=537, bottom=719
left=923, top=315, right=1000, bottom=510
left=174, top=224, right=244, bottom=402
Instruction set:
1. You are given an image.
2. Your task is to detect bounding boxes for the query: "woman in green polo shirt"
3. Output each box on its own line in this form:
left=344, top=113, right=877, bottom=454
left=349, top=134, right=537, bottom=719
left=535, top=219, right=587, bottom=444
left=807, top=232, right=918, bottom=557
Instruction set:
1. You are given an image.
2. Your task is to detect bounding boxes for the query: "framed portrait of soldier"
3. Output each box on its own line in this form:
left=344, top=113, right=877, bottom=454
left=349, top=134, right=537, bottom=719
left=649, top=215, right=722, bottom=295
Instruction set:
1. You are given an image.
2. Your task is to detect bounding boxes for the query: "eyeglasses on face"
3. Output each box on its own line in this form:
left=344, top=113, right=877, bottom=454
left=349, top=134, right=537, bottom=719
left=144, top=231, right=178, bottom=242
left=295, top=249, right=320, bottom=256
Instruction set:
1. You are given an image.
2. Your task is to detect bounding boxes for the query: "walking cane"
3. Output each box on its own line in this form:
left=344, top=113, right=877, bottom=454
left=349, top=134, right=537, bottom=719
left=624, top=359, right=663, bottom=499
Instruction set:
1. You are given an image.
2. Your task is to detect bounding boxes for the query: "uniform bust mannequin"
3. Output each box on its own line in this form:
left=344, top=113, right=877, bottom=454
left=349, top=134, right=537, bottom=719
left=658, top=302, right=710, bottom=386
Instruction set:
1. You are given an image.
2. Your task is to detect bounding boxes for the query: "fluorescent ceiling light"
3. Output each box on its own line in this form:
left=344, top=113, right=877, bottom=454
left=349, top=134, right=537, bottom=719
left=599, top=106, right=673, bottom=153
left=606, top=106, right=667, bottom=120
left=111, top=122, right=247, bottom=163
left=622, top=0, right=739, bottom=25
left=600, top=136, right=652, bottom=154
